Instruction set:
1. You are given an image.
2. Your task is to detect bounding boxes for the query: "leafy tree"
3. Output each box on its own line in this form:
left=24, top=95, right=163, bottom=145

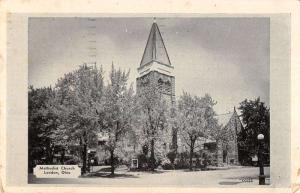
left=97, top=64, right=135, bottom=175
left=238, top=97, right=270, bottom=163
left=51, top=64, right=104, bottom=174
left=135, top=80, right=169, bottom=171
left=176, top=92, right=218, bottom=170
left=166, top=107, right=179, bottom=165
left=28, top=86, right=58, bottom=169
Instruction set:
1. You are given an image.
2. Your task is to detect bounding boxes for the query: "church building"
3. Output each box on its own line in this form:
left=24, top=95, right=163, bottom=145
left=95, top=19, right=244, bottom=168
left=136, top=20, right=243, bottom=167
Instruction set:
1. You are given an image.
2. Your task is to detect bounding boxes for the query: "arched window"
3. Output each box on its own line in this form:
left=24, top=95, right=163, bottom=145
left=158, top=78, right=163, bottom=91
left=165, top=80, right=171, bottom=93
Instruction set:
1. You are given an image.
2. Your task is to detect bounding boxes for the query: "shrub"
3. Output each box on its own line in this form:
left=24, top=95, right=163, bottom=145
left=167, top=151, right=176, bottom=164
left=137, top=153, right=149, bottom=170
left=174, top=152, right=189, bottom=169
left=161, top=157, right=174, bottom=170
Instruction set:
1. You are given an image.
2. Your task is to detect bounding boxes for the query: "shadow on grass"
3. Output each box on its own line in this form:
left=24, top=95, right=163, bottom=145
left=219, top=181, right=242, bottom=185
left=81, top=166, right=138, bottom=178
left=130, top=170, right=167, bottom=174
left=95, top=167, right=114, bottom=172
left=182, top=168, right=210, bottom=172
left=84, top=167, right=171, bottom=178
left=224, top=174, right=270, bottom=180
left=225, top=176, right=257, bottom=180
left=84, top=172, right=138, bottom=178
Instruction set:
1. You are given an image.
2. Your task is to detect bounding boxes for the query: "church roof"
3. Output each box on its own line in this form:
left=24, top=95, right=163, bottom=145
left=216, top=108, right=245, bottom=129
left=216, top=112, right=233, bottom=127
left=140, top=22, right=171, bottom=67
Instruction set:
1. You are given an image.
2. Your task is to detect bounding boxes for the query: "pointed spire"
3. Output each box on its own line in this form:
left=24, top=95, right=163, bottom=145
left=233, top=106, right=237, bottom=115
left=233, top=106, right=240, bottom=118
left=140, top=20, right=171, bottom=67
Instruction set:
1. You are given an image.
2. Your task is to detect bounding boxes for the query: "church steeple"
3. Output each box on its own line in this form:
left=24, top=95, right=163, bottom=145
left=136, top=19, right=177, bottom=153
left=140, top=20, right=171, bottom=67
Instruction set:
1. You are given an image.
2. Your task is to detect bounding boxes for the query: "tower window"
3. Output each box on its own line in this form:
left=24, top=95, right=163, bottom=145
left=158, top=78, right=164, bottom=91
left=165, top=81, right=171, bottom=93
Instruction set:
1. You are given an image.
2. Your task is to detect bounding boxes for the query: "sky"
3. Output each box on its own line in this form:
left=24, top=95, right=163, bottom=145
left=29, top=17, right=270, bottom=115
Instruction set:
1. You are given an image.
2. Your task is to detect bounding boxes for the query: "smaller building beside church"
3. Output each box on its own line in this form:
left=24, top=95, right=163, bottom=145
left=206, top=108, right=244, bottom=166
left=176, top=108, right=244, bottom=167
left=216, top=108, right=244, bottom=166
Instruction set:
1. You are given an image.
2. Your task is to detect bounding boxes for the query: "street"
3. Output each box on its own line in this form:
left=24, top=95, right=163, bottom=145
left=28, top=166, right=270, bottom=187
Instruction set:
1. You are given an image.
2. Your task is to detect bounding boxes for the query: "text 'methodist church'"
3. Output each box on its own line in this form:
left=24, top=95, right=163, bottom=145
left=97, top=20, right=244, bottom=167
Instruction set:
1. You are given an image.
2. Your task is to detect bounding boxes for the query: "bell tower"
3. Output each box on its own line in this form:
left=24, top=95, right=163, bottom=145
left=136, top=19, right=175, bottom=106
left=136, top=19, right=177, bottom=154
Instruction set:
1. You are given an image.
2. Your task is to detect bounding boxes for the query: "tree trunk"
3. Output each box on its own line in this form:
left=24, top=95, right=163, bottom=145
left=171, top=127, right=178, bottom=153
left=49, top=145, right=54, bottom=164
left=80, top=134, right=88, bottom=175
left=82, top=143, right=87, bottom=174
left=46, top=141, right=54, bottom=164
left=110, top=149, right=115, bottom=175
left=60, top=148, right=65, bottom=164
left=189, top=139, right=195, bottom=171
left=150, top=139, right=155, bottom=171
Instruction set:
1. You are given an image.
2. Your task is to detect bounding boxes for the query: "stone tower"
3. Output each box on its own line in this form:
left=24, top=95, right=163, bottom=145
left=136, top=20, right=177, bottom=153
left=136, top=20, right=175, bottom=106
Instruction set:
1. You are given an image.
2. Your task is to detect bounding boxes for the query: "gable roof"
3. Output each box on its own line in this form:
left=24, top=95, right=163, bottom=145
left=216, top=112, right=233, bottom=128
left=216, top=108, right=245, bottom=129
left=140, top=22, right=171, bottom=67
